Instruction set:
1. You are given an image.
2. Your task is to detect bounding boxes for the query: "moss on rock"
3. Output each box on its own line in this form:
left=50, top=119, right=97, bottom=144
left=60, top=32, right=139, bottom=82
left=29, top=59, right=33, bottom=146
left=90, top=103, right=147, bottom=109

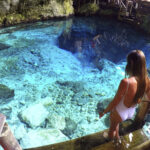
left=0, top=0, right=74, bottom=27
left=3, top=14, right=25, bottom=26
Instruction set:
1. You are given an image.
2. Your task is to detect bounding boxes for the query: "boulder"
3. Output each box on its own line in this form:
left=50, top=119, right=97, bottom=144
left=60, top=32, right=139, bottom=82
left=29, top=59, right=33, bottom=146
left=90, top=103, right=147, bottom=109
left=0, top=84, right=14, bottom=104
left=62, top=117, right=77, bottom=136
left=96, top=97, right=113, bottom=113
left=0, top=43, right=10, bottom=50
left=20, top=103, right=49, bottom=128
left=20, top=128, right=69, bottom=149
left=47, top=114, right=66, bottom=130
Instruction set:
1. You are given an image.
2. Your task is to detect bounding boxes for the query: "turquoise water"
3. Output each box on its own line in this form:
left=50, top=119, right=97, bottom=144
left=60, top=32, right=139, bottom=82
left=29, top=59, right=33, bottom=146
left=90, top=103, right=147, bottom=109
left=0, top=16, right=150, bottom=148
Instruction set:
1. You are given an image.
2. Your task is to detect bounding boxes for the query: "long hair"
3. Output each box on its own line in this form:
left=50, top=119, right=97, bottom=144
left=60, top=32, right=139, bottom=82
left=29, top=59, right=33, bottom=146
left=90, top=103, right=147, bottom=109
left=125, top=50, right=148, bottom=103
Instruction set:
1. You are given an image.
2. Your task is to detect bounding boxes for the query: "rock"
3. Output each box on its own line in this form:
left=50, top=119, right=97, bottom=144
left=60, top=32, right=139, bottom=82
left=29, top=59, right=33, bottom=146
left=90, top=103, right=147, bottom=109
left=96, top=58, right=116, bottom=71
left=0, top=0, right=74, bottom=27
left=47, top=114, right=66, bottom=130
left=96, top=97, right=113, bottom=113
left=0, top=84, right=14, bottom=104
left=20, top=103, right=49, bottom=128
left=14, top=124, right=27, bottom=140
left=0, top=0, right=11, bottom=15
left=20, top=128, right=69, bottom=149
left=0, top=56, right=23, bottom=77
left=0, top=43, right=10, bottom=50
left=62, top=117, right=77, bottom=136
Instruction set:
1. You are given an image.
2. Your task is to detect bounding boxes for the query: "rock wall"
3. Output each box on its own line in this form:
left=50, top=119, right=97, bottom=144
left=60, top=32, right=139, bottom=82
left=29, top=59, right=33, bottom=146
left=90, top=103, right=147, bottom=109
left=0, top=0, right=74, bottom=26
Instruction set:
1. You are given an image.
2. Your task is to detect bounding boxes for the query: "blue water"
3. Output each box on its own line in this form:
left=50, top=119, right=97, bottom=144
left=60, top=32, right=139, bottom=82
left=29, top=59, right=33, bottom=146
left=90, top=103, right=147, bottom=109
left=0, top=16, right=150, bottom=148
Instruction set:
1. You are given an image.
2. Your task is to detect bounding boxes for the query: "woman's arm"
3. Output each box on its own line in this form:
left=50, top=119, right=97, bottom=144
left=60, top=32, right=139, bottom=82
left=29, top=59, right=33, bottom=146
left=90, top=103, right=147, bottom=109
left=100, top=79, right=128, bottom=117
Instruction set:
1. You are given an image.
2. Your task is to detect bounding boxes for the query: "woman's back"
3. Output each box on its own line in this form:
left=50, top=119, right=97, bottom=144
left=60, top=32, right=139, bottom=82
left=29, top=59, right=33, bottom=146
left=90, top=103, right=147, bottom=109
left=124, top=77, right=138, bottom=107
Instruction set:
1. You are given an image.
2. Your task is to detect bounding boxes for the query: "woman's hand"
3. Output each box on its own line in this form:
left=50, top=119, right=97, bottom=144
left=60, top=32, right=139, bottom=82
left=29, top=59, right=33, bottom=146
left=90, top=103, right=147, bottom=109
left=99, top=112, right=105, bottom=118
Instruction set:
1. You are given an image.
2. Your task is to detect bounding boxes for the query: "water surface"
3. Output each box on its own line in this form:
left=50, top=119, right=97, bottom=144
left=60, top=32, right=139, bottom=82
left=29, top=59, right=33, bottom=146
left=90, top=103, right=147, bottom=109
left=0, top=16, right=150, bottom=148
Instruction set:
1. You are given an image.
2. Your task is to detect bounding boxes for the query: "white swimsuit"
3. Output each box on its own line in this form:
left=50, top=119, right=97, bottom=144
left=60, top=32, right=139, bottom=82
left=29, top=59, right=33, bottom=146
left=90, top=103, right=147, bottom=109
left=116, top=79, right=136, bottom=121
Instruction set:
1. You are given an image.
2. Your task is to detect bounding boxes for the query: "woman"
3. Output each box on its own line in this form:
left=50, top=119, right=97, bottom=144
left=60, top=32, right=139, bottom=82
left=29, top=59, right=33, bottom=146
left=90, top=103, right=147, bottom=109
left=99, top=50, right=149, bottom=141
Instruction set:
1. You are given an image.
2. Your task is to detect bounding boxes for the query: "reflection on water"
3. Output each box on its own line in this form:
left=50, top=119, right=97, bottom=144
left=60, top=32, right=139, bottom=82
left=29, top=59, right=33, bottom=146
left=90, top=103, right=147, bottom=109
left=58, top=16, right=150, bottom=64
left=0, top=16, right=150, bottom=148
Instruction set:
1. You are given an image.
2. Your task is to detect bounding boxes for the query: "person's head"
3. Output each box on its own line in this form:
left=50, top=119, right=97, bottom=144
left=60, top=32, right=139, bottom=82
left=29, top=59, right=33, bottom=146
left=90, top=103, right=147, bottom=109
left=125, top=50, right=148, bottom=103
left=126, top=50, right=146, bottom=77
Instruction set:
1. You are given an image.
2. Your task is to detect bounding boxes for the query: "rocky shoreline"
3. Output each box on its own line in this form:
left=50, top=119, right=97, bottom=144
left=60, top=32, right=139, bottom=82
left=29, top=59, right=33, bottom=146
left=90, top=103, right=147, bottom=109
left=0, top=0, right=150, bottom=34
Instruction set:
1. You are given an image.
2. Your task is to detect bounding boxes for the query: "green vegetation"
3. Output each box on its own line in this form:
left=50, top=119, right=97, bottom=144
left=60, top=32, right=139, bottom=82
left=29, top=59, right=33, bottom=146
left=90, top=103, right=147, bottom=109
left=0, top=0, right=74, bottom=27
left=78, top=3, right=99, bottom=15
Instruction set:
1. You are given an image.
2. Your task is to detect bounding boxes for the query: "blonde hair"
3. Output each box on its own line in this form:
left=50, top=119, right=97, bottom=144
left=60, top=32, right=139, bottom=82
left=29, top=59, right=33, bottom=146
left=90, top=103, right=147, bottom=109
left=125, top=50, right=148, bottom=103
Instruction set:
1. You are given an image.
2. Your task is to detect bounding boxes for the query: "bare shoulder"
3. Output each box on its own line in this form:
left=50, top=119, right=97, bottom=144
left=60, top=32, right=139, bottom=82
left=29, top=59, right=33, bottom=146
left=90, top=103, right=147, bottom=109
left=128, top=76, right=137, bottom=84
left=119, top=78, right=128, bottom=89
left=121, top=77, right=137, bottom=88
left=121, top=78, right=128, bottom=85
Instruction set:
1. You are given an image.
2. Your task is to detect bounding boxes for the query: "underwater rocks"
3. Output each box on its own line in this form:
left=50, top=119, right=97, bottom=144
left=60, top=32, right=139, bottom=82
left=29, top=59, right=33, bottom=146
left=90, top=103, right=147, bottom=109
left=0, top=84, right=14, bottom=103
left=62, top=117, right=77, bottom=137
left=20, top=103, right=49, bottom=128
left=20, top=128, right=69, bottom=149
left=96, top=58, right=116, bottom=71
left=0, top=43, right=10, bottom=50
left=0, top=56, right=23, bottom=78
left=47, top=114, right=66, bottom=130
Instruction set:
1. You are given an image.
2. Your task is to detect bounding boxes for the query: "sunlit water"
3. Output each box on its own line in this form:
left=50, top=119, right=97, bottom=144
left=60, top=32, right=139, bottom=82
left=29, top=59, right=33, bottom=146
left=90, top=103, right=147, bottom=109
left=0, top=16, right=150, bottom=148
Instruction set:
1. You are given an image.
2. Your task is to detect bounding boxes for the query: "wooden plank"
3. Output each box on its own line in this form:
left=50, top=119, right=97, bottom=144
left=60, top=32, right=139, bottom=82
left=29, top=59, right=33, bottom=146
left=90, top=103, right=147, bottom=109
left=0, top=113, right=6, bottom=135
left=132, top=140, right=150, bottom=150
left=24, top=129, right=110, bottom=150
left=92, top=129, right=149, bottom=150
left=24, top=120, right=138, bottom=150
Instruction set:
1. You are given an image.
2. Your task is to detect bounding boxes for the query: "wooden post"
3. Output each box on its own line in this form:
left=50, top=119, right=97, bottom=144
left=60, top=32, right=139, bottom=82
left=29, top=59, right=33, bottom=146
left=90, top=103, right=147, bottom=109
left=133, top=101, right=150, bottom=129
left=132, top=140, right=150, bottom=150
left=0, top=114, right=22, bottom=150
left=0, top=123, right=22, bottom=150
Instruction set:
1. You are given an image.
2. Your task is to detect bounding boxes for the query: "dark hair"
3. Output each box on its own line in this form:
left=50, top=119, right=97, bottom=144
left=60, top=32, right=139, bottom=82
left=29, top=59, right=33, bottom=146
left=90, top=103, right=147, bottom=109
left=125, top=50, right=148, bottom=103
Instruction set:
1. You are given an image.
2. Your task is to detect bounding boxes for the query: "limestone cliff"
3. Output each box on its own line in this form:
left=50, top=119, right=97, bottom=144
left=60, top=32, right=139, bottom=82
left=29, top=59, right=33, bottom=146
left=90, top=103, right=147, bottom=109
left=0, top=0, right=74, bottom=26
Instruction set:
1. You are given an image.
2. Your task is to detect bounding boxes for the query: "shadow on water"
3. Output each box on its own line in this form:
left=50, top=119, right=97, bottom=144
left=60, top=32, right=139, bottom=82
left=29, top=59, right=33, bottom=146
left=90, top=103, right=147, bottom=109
left=58, top=16, right=150, bottom=66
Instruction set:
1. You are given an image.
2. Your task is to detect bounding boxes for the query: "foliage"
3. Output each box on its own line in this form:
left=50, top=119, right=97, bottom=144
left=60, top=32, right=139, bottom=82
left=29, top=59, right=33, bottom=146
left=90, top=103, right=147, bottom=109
left=78, top=3, right=99, bottom=15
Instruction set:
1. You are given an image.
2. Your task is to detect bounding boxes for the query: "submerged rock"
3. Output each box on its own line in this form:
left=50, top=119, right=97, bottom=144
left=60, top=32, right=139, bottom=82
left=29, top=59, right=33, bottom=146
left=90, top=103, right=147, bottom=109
left=47, top=114, right=66, bottom=130
left=0, top=43, right=10, bottom=50
left=20, top=103, right=49, bottom=128
left=0, top=84, right=14, bottom=102
left=20, top=128, right=69, bottom=149
left=62, top=117, right=77, bottom=136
